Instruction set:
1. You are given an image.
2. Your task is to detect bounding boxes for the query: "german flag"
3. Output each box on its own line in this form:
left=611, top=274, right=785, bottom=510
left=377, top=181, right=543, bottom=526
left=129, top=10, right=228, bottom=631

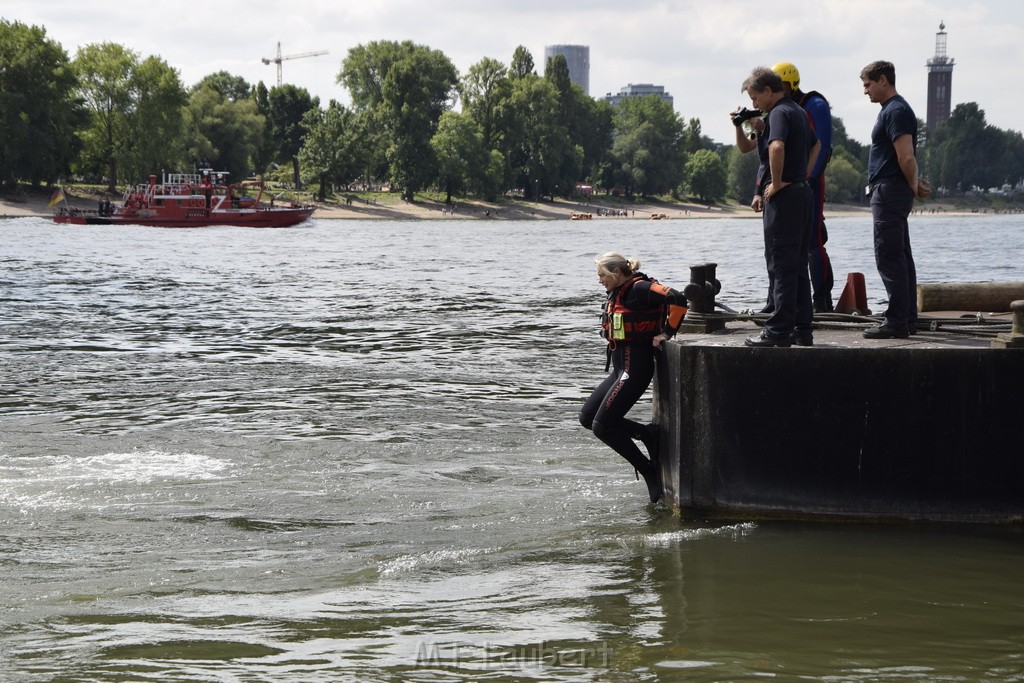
left=47, top=187, right=65, bottom=208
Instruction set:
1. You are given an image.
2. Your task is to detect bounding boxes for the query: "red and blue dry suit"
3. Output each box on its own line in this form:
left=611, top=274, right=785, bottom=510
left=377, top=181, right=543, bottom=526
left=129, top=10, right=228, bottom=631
left=798, top=89, right=835, bottom=312
left=579, top=274, right=688, bottom=502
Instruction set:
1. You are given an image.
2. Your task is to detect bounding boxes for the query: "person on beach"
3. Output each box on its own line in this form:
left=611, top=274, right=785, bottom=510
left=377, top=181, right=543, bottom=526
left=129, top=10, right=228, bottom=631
left=579, top=252, right=688, bottom=503
left=773, top=61, right=836, bottom=313
left=740, top=66, right=820, bottom=348
left=860, top=60, right=932, bottom=339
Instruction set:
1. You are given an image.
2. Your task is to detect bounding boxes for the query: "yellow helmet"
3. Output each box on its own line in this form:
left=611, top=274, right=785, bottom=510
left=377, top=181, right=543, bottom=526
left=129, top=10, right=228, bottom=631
left=772, top=61, right=800, bottom=90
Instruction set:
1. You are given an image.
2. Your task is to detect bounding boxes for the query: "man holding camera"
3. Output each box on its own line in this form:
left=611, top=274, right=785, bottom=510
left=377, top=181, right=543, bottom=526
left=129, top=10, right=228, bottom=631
left=739, top=66, right=820, bottom=348
left=732, top=103, right=769, bottom=207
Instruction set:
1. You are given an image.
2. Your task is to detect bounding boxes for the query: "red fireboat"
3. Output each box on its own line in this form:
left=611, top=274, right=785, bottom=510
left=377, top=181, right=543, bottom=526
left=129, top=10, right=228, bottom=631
left=53, top=170, right=315, bottom=228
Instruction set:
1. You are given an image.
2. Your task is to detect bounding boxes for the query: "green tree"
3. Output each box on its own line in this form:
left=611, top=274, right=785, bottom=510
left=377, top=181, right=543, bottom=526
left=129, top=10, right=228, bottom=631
left=502, top=74, right=572, bottom=199
left=545, top=53, right=587, bottom=196
left=120, top=56, right=188, bottom=183
left=73, top=42, right=137, bottom=190
left=479, top=149, right=507, bottom=202
left=0, top=20, right=85, bottom=187
left=386, top=48, right=458, bottom=200
left=269, top=84, right=319, bottom=189
left=824, top=149, right=864, bottom=205
left=194, top=71, right=252, bottom=102
left=74, top=43, right=187, bottom=191
left=1002, top=130, right=1024, bottom=191
left=726, top=145, right=761, bottom=205
left=354, top=109, right=388, bottom=189
left=610, top=95, right=685, bottom=197
left=300, top=100, right=363, bottom=201
left=460, top=57, right=512, bottom=150
left=339, top=40, right=458, bottom=200
left=464, top=50, right=604, bottom=198
left=431, top=110, right=487, bottom=202
left=830, top=115, right=867, bottom=169
left=682, top=149, right=727, bottom=202
left=338, top=41, right=406, bottom=111
left=510, top=45, right=535, bottom=79
left=251, top=81, right=277, bottom=178
left=927, top=102, right=1022, bottom=193
left=183, top=81, right=264, bottom=181
left=682, top=117, right=714, bottom=155
left=545, top=53, right=572, bottom=93
left=576, top=96, right=615, bottom=188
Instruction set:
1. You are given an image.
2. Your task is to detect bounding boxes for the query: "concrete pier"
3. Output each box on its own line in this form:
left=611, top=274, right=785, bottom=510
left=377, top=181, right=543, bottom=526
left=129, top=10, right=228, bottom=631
left=655, top=316, right=1024, bottom=523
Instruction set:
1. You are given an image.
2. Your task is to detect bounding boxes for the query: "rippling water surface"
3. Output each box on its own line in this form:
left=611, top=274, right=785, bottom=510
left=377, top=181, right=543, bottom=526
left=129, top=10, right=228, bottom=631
left=2, top=214, right=1023, bottom=681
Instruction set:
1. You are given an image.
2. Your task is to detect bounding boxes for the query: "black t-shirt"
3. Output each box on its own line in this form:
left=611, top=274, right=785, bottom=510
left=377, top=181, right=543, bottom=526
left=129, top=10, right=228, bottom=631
left=867, top=94, right=917, bottom=184
left=764, top=96, right=818, bottom=183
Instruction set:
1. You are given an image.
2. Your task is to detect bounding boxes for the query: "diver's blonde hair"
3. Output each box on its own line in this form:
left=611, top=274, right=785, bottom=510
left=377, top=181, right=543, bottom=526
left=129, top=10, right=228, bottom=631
left=595, top=252, right=640, bottom=278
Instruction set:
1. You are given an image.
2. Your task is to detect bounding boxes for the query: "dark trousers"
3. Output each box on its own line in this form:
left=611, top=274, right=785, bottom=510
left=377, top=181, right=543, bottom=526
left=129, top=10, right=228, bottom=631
left=761, top=177, right=833, bottom=313
left=809, top=176, right=834, bottom=309
left=579, top=344, right=655, bottom=477
left=763, top=184, right=814, bottom=339
left=870, top=179, right=917, bottom=329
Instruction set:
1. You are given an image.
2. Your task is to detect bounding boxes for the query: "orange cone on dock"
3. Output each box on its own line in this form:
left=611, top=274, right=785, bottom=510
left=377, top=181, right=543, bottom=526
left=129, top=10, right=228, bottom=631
left=835, top=272, right=871, bottom=315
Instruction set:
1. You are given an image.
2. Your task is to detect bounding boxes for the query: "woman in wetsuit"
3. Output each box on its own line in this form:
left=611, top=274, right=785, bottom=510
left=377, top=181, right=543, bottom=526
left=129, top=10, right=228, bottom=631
left=579, top=252, right=688, bottom=503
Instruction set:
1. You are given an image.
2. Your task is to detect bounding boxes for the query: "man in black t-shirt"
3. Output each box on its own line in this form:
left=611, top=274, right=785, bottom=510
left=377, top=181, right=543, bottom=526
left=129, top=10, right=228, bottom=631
left=740, top=66, right=820, bottom=348
left=860, top=60, right=932, bottom=339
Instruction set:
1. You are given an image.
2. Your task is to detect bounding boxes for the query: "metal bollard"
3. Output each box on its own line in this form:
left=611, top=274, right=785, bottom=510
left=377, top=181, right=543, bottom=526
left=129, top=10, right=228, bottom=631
left=680, top=262, right=725, bottom=333
left=992, top=299, right=1024, bottom=349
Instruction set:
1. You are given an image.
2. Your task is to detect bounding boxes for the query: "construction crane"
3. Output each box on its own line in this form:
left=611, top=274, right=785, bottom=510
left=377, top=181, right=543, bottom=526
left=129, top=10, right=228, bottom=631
left=261, top=42, right=328, bottom=87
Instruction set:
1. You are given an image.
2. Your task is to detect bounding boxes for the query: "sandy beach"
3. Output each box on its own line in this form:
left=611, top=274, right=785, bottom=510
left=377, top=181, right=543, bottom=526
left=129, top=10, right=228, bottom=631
left=5, top=186, right=977, bottom=222
left=0, top=185, right=882, bottom=221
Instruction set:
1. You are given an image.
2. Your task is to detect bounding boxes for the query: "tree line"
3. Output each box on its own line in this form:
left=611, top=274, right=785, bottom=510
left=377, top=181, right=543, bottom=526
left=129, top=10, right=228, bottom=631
left=2, top=19, right=1022, bottom=205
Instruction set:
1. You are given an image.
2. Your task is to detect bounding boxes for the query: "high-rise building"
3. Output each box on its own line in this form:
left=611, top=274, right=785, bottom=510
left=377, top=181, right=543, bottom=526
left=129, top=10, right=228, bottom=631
left=926, top=21, right=954, bottom=137
left=604, top=83, right=674, bottom=109
left=544, top=44, right=589, bottom=96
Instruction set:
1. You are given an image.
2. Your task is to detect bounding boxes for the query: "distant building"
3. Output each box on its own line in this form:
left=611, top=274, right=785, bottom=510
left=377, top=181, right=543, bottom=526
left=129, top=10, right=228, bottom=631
left=544, top=44, right=589, bottom=96
left=926, top=21, right=954, bottom=137
left=604, top=83, right=674, bottom=109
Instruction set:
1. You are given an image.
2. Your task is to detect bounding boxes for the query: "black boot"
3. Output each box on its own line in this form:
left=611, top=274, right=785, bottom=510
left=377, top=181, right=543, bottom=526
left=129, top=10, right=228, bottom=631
left=813, top=293, right=834, bottom=313
left=624, top=419, right=659, bottom=460
left=620, top=447, right=661, bottom=503
left=642, top=467, right=662, bottom=503
left=625, top=421, right=662, bottom=502
left=594, top=420, right=662, bottom=503
left=637, top=423, right=660, bottom=467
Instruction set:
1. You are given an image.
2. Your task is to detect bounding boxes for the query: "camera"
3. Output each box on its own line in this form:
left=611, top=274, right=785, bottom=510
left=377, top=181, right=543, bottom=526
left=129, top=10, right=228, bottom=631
left=731, top=107, right=763, bottom=126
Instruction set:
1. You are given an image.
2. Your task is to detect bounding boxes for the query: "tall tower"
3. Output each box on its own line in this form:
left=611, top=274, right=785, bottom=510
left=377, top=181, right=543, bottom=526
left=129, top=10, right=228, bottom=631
left=544, top=44, right=590, bottom=96
left=926, top=21, right=954, bottom=137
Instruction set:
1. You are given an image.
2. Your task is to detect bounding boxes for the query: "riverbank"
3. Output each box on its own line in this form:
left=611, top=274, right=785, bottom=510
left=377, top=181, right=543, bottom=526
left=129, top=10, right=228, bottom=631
left=1, top=184, right=1002, bottom=221
left=0, top=185, right=861, bottom=221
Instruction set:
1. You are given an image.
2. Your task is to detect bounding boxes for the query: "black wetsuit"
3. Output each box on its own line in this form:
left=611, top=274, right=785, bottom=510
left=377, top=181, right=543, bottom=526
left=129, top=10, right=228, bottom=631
left=579, top=277, right=687, bottom=502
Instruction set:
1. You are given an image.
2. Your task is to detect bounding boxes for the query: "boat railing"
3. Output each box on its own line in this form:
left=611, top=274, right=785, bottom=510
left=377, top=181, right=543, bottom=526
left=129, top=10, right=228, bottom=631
left=55, top=206, right=98, bottom=217
left=162, top=172, right=203, bottom=187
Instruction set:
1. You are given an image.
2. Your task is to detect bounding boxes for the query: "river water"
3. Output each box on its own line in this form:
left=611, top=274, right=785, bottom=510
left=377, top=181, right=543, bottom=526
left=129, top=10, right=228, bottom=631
left=2, top=213, right=1023, bottom=682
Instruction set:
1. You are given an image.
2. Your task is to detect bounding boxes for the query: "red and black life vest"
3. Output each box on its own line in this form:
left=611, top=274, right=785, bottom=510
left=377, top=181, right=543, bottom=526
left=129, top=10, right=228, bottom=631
left=602, top=275, right=664, bottom=344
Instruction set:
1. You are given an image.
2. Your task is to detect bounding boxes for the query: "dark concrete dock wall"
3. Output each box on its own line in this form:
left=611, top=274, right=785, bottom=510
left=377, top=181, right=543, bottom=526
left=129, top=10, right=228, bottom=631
left=656, top=340, right=1024, bottom=522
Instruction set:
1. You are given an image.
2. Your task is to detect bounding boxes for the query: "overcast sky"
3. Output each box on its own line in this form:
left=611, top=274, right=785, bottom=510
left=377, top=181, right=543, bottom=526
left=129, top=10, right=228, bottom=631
left=6, top=0, right=1023, bottom=146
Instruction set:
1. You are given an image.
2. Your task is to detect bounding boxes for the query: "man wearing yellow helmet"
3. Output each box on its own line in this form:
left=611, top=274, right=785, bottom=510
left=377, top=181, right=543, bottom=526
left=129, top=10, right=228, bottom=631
left=772, top=61, right=835, bottom=314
